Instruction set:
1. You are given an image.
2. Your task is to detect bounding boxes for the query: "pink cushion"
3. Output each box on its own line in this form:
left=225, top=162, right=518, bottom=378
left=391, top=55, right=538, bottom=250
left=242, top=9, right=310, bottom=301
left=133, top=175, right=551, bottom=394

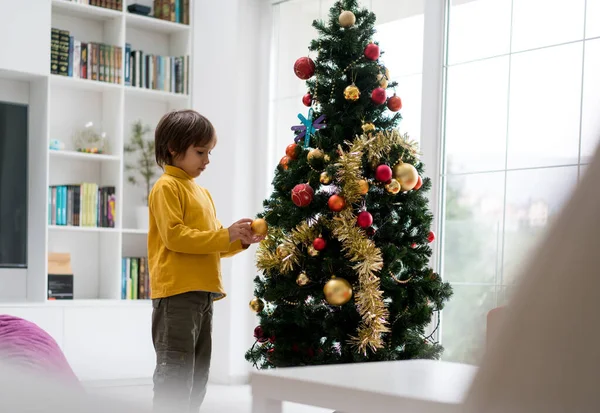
left=0, top=315, right=80, bottom=385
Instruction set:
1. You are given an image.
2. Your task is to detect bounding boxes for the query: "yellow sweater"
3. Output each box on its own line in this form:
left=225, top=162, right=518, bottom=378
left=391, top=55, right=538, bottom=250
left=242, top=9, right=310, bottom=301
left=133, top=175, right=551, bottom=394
left=148, top=165, right=246, bottom=300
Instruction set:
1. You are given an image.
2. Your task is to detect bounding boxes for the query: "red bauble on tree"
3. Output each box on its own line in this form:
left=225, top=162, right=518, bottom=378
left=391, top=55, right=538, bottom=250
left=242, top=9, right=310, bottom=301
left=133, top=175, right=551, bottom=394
left=254, top=326, right=268, bottom=343
left=302, top=93, right=312, bottom=107
left=279, top=156, right=289, bottom=171
left=357, top=211, right=373, bottom=228
left=427, top=231, right=435, bottom=243
left=371, top=87, right=387, bottom=105
left=294, top=57, right=315, bottom=80
left=366, top=227, right=376, bottom=237
left=364, top=43, right=380, bottom=61
left=387, top=94, right=402, bottom=112
left=291, top=183, right=314, bottom=207
left=286, top=143, right=300, bottom=160
left=328, top=194, right=346, bottom=212
left=375, top=164, right=392, bottom=182
left=313, top=237, right=327, bottom=251
left=414, top=176, right=423, bottom=190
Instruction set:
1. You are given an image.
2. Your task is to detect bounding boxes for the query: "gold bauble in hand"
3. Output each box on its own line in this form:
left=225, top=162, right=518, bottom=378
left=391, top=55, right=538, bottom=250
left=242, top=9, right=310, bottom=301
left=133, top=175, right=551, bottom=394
left=393, top=163, right=419, bottom=191
left=251, top=218, right=268, bottom=236
left=323, top=276, right=353, bottom=306
left=320, top=171, right=332, bottom=185
left=296, top=272, right=310, bottom=287
left=385, top=178, right=401, bottom=195
left=344, top=84, right=360, bottom=101
left=249, top=297, right=265, bottom=312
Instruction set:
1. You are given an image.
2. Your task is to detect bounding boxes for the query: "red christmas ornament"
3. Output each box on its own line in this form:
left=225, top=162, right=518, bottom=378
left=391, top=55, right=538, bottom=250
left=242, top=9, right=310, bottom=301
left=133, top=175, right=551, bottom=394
left=254, top=326, right=268, bottom=343
left=428, top=231, right=435, bottom=243
left=414, top=176, right=423, bottom=190
left=286, top=143, right=300, bottom=160
left=313, top=237, right=327, bottom=251
left=291, top=184, right=314, bottom=207
left=269, top=335, right=276, bottom=344
left=411, top=242, right=417, bottom=248
left=364, top=43, right=380, bottom=61
left=357, top=211, right=373, bottom=228
left=371, top=87, right=387, bottom=105
left=366, top=227, right=376, bottom=237
left=279, top=156, right=289, bottom=171
left=302, top=93, right=312, bottom=107
left=294, top=57, right=315, bottom=80
left=328, top=194, right=346, bottom=212
left=387, top=94, right=402, bottom=112
left=375, top=164, right=392, bottom=182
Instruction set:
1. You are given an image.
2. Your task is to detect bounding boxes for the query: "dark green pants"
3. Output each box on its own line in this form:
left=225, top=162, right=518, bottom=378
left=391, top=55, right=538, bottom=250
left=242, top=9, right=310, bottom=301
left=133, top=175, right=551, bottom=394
left=151, top=291, right=213, bottom=413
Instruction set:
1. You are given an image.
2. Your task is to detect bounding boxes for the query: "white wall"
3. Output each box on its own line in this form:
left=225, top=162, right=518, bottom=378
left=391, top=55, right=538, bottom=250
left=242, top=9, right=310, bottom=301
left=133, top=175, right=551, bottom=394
left=192, top=0, right=273, bottom=384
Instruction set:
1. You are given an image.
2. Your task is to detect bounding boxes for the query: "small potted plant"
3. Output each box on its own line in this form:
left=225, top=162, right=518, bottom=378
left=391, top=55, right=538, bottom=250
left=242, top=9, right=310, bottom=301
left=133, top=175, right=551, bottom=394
left=125, top=120, right=157, bottom=229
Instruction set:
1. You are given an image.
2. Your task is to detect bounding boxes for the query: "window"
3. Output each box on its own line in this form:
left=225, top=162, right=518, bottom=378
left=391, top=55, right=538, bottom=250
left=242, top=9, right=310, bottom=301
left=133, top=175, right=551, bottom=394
left=440, top=0, right=600, bottom=364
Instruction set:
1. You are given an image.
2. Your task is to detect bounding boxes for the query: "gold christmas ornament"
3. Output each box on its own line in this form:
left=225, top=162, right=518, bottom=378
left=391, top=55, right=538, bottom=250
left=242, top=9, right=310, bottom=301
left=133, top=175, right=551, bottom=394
left=358, top=179, right=369, bottom=195
left=251, top=218, right=268, bottom=236
left=362, top=122, right=375, bottom=133
left=249, top=297, right=265, bottom=313
left=344, top=84, right=360, bottom=101
left=307, top=245, right=319, bottom=257
left=296, top=272, right=310, bottom=287
left=393, top=163, right=419, bottom=191
left=324, top=154, right=331, bottom=162
left=338, top=10, right=356, bottom=27
left=377, top=73, right=388, bottom=89
left=307, top=148, right=324, bottom=162
left=323, top=276, right=353, bottom=306
left=276, top=244, right=287, bottom=258
left=385, top=179, right=401, bottom=194
left=320, top=171, right=332, bottom=185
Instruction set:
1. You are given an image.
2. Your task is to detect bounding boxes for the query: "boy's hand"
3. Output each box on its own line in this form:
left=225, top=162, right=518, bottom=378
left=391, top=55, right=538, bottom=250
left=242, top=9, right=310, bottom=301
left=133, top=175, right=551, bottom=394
left=228, top=219, right=253, bottom=243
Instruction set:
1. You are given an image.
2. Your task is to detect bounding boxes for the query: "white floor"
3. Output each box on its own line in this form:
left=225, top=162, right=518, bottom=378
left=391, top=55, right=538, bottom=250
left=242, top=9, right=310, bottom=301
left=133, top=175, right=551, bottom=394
left=86, top=382, right=332, bottom=413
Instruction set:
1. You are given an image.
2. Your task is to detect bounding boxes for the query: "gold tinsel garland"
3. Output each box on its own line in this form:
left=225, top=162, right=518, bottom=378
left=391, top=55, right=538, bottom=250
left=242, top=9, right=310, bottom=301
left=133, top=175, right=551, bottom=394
left=256, top=222, right=319, bottom=274
left=331, top=139, right=391, bottom=354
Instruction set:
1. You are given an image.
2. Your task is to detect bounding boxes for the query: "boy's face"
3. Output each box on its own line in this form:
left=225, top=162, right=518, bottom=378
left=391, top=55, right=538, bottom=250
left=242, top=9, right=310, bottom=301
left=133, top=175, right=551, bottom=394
left=172, top=138, right=216, bottom=178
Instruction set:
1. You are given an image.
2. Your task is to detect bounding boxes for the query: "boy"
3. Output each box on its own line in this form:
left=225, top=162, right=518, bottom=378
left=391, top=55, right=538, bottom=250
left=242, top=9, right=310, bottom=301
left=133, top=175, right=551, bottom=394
left=148, top=110, right=263, bottom=413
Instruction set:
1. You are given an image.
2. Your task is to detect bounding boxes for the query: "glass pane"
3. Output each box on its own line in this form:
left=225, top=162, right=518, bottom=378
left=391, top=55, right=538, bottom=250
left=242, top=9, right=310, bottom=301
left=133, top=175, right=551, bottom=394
left=448, top=0, right=512, bottom=65
left=394, top=74, right=422, bottom=141
left=588, top=0, right=600, bottom=39
left=445, top=56, right=509, bottom=174
left=511, top=0, right=586, bottom=52
left=502, top=166, right=578, bottom=284
left=507, top=43, right=583, bottom=169
left=441, top=285, right=497, bottom=364
left=443, top=172, right=505, bottom=284
left=372, top=0, right=425, bottom=26
left=275, top=0, right=320, bottom=100
left=581, top=39, right=600, bottom=164
left=375, top=13, right=424, bottom=77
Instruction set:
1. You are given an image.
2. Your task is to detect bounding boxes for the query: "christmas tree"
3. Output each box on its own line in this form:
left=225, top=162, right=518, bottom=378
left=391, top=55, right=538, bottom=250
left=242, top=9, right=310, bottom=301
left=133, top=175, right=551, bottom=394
left=245, top=0, right=453, bottom=368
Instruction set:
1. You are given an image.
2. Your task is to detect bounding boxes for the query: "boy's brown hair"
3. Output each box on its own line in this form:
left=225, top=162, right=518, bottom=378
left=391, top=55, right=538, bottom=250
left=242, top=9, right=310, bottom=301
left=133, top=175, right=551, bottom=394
left=154, top=110, right=216, bottom=168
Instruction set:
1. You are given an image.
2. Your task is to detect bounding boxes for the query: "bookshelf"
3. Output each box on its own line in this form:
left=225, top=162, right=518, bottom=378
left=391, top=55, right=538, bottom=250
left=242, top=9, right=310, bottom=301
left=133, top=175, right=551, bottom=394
left=0, top=0, right=193, bottom=303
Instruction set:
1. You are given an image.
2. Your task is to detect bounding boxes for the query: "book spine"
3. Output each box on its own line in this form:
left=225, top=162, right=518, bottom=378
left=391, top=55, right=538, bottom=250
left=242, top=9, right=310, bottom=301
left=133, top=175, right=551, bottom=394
left=67, top=36, right=74, bottom=77
left=124, top=43, right=131, bottom=86
left=183, top=0, right=189, bottom=25
left=121, top=259, right=127, bottom=299
left=170, top=0, right=175, bottom=22
left=80, top=42, right=88, bottom=79
left=73, top=40, right=81, bottom=79
left=154, top=0, right=161, bottom=18
left=51, top=28, right=60, bottom=75
left=58, top=30, right=70, bottom=76
left=117, top=47, right=122, bottom=84
left=99, top=44, right=105, bottom=82
left=175, top=0, right=180, bottom=23
left=91, top=44, right=98, bottom=81
left=51, top=187, right=56, bottom=225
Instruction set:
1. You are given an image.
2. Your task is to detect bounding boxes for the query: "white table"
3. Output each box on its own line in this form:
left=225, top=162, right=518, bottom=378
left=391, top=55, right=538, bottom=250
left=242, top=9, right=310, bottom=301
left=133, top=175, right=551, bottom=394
left=250, top=359, right=477, bottom=413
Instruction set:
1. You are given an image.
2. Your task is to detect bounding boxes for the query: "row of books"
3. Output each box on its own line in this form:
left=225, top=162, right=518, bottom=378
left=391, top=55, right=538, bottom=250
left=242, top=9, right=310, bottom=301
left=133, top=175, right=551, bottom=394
left=48, top=184, right=116, bottom=228
left=60, top=0, right=122, bottom=10
left=125, top=44, right=189, bottom=95
left=154, top=0, right=190, bottom=25
left=122, top=256, right=150, bottom=300
left=51, top=28, right=123, bottom=83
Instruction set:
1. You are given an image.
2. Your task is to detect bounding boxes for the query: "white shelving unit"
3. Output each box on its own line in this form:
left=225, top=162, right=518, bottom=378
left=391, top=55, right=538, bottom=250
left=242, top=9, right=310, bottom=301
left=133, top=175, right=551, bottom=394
left=0, top=0, right=193, bottom=303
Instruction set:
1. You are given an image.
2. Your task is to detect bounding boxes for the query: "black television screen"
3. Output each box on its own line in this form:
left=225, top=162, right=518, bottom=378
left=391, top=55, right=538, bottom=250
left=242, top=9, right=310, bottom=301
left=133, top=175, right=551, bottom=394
left=0, top=101, right=28, bottom=268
